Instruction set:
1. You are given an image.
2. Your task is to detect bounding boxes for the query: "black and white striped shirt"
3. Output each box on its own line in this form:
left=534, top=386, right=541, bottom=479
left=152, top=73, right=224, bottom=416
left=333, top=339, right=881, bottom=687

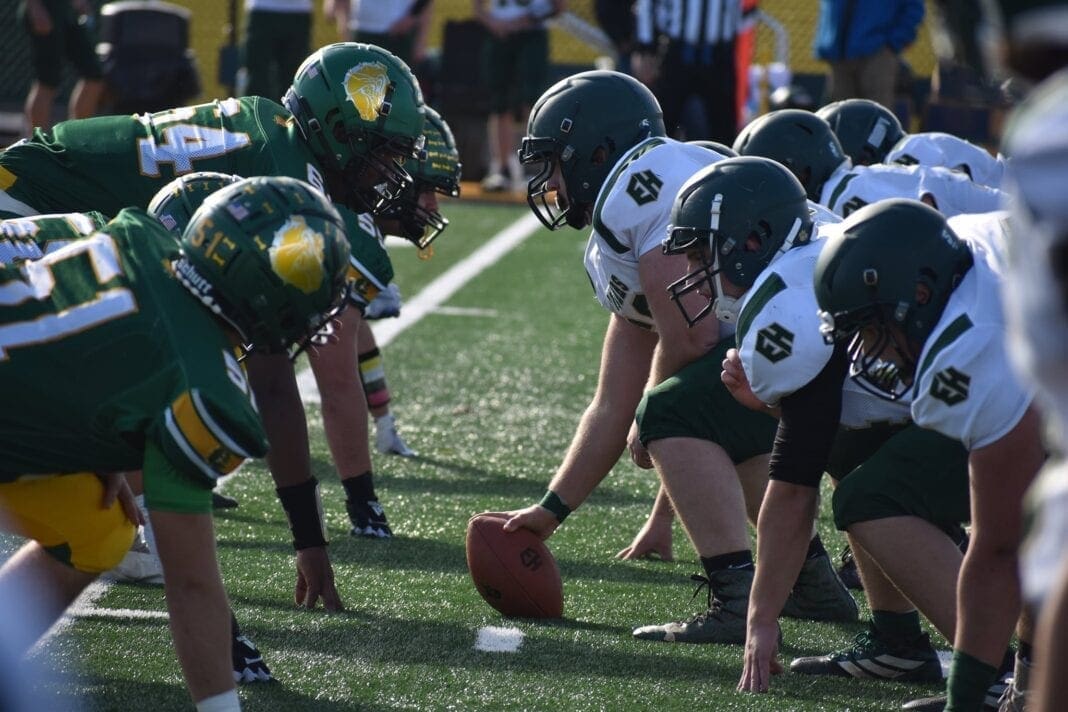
left=635, top=0, right=743, bottom=51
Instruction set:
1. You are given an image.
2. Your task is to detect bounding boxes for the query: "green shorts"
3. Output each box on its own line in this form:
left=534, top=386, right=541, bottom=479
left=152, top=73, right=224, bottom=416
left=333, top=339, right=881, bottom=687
left=829, top=422, right=970, bottom=533
left=241, top=9, right=311, bottom=101
left=636, top=340, right=778, bottom=464
left=482, top=28, right=549, bottom=115
left=18, top=0, right=103, bottom=87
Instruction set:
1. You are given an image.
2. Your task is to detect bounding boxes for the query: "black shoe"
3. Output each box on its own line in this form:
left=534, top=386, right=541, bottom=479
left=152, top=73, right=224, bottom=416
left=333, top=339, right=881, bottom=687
left=791, top=626, right=942, bottom=682
left=346, top=497, right=392, bottom=538
left=213, top=492, right=240, bottom=509
left=632, top=570, right=753, bottom=644
left=232, top=630, right=272, bottom=683
left=837, top=545, right=864, bottom=591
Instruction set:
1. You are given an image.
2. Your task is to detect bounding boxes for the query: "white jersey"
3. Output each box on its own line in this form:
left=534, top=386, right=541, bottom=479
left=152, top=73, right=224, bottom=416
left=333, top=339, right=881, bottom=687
left=910, top=212, right=1031, bottom=450
left=820, top=162, right=1005, bottom=219
left=887, top=132, right=1006, bottom=189
left=736, top=220, right=912, bottom=428
left=350, top=0, right=418, bottom=33
left=584, top=137, right=723, bottom=330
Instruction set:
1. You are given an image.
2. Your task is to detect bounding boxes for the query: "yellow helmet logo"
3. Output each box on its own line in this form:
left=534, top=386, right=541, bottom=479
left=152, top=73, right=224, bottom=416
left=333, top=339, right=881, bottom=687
left=269, top=215, right=326, bottom=294
left=344, top=62, right=390, bottom=122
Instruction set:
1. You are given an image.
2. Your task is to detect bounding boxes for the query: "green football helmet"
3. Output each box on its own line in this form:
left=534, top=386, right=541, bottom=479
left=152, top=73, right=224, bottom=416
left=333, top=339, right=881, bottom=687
left=148, top=171, right=242, bottom=235
left=816, top=99, right=906, bottom=166
left=733, top=109, right=848, bottom=202
left=174, top=176, right=351, bottom=357
left=283, top=42, right=427, bottom=215
left=687, top=140, right=739, bottom=157
left=380, top=107, right=462, bottom=250
left=519, top=70, right=666, bottom=230
left=813, top=198, right=974, bottom=400
left=663, top=156, right=814, bottom=325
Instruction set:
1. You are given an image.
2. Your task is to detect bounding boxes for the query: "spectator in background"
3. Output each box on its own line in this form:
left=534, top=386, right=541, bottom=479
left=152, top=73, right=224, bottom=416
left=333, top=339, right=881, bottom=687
left=594, top=0, right=636, bottom=75
left=814, top=0, right=923, bottom=109
left=19, top=0, right=103, bottom=135
left=632, top=0, right=742, bottom=143
left=240, top=0, right=312, bottom=101
left=475, top=0, right=567, bottom=193
left=326, top=0, right=434, bottom=68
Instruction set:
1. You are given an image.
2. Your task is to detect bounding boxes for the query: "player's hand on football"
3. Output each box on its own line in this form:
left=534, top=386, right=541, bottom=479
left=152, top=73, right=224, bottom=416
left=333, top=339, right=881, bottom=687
left=488, top=505, right=559, bottom=541
left=738, top=619, right=784, bottom=693
left=99, top=472, right=145, bottom=527
left=294, top=546, right=343, bottom=611
left=626, top=421, right=653, bottom=469
left=616, top=512, right=673, bottom=561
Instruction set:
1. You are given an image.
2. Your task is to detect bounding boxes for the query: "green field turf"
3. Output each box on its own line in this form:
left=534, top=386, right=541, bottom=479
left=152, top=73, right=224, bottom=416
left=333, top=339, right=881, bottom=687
left=18, top=201, right=950, bottom=711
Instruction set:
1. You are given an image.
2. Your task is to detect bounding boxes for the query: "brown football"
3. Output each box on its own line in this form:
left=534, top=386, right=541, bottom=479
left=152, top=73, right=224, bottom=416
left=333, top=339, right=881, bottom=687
left=466, top=513, right=563, bottom=618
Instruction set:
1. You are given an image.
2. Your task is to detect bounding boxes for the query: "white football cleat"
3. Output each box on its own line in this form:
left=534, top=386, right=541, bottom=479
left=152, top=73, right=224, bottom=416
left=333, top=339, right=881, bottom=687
left=107, top=527, right=164, bottom=585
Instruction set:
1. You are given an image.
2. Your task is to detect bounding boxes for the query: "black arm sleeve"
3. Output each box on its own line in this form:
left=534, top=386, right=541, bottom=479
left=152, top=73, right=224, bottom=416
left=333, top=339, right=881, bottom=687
left=768, top=343, right=849, bottom=488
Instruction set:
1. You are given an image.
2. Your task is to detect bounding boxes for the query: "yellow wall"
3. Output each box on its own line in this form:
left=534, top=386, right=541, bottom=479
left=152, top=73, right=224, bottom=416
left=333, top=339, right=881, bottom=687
left=173, top=0, right=936, bottom=102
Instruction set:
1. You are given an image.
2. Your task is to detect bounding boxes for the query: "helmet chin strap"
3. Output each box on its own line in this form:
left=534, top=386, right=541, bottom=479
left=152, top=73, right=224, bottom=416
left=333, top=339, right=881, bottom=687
left=714, top=293, right=742, bottom=323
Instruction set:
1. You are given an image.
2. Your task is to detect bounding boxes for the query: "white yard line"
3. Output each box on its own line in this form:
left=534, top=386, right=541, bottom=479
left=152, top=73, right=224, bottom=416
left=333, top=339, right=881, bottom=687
left=36, top=210, right=542, bottom=635
left=473, top=626, right=525, bottom=653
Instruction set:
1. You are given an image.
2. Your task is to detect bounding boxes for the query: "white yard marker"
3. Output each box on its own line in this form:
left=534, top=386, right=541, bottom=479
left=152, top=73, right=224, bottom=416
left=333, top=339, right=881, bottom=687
left=298, top=211, right=542, bottom=403
left=474, top=626, right=525, bottom=653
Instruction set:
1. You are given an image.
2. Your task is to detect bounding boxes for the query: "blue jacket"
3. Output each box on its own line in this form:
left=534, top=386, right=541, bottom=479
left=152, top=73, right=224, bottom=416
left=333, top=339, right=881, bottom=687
left=814, top=0, right=924, bottom=61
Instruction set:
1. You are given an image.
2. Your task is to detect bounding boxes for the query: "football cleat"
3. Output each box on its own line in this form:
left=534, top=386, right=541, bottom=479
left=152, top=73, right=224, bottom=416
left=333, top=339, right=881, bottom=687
left=632, top=569, right=752, bottom=644
left=347, top=497, right=392, bottom=538
left=107, top=528, right=164, bottom=585
left=212, top=492, right=240, bottom=509
left=901, top=671, right=1011, bottom=711
left=791, top=626, right=942, bottom=682
left=480, top=172, right=509, bottom=193
left=782, top=551, right=860, bottom=621
left=232, top=632, right=273, bottom=684
left=837, top=545, right=864, bottom=590
left=374, top=413, right=415, bottom=457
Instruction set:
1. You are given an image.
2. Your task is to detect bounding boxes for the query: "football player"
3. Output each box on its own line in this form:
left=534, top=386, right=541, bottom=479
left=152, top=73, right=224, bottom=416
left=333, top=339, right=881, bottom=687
left=1002, top=70, right=1068, bottom=712
left=812, top=199, right=1043, bottom=712
left=733, top=109, right=1005, bottom=218
left=0, top=42, right=427, bottom=610
left=0, top=176, right=350, bottom=710
left=484, top=70, right=855, bottom=645
left=816, top=98, right=1006, bottom=187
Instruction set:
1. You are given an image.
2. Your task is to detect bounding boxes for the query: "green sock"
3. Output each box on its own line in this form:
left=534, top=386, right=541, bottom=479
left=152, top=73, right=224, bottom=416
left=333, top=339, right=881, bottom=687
left=945, top=650, right=998, bottom=712
left=871, top=609, right=922, bottom=644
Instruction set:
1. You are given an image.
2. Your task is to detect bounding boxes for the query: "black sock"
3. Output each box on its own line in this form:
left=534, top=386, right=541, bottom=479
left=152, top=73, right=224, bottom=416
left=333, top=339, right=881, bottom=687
left=806, top=534, right=828, bottom=560
left=701, top=550, right=754, bottom=578
left=871, top=609, right=923, bottom=645
left=343, top=471, right=376, bottom=501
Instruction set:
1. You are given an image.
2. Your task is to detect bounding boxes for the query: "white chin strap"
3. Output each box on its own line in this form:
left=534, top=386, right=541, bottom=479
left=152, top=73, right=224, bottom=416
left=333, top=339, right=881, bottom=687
left=714, top=294, right=741, bottom=323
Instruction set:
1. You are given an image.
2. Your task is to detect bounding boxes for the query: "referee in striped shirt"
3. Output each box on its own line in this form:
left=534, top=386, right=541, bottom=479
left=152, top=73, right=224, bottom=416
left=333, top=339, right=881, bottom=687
left=633, top=0, right=743, bottom=143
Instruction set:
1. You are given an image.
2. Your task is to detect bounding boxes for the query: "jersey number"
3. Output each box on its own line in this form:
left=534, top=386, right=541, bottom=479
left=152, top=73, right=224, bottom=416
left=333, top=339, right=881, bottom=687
left=841, top=196, right=868, bottom=216
left=138, top=124, right=252, bottom=176
left=0, top=236, right=137, bottom=360
left=626, top=170, right=663, bottom=206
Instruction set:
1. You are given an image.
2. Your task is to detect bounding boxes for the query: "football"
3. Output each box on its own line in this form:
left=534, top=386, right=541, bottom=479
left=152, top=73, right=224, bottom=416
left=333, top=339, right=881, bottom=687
left=466, top=513, right=563, bottom=618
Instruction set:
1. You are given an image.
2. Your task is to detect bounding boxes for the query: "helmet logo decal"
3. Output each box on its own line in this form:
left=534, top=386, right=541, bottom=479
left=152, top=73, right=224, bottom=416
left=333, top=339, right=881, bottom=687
left=709, top=193, right=724, bottom=231
left=269, top=215, right=326, bottom=294
left=344, top=62, right=390, bottom=122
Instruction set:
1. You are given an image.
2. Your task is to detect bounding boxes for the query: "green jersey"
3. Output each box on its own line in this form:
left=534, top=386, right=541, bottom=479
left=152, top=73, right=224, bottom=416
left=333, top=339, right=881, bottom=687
left=0, top=211, right=108, bottom=264
left=337, top=206, right=393, bottom=304
left=0, top=97, right=325, bottom=218
left=0, top=208, right=268, bottom=511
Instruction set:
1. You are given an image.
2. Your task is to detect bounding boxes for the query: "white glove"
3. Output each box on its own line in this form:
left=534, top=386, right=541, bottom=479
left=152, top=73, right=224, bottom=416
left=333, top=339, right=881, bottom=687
left=363, top=282, right=402, bottom=320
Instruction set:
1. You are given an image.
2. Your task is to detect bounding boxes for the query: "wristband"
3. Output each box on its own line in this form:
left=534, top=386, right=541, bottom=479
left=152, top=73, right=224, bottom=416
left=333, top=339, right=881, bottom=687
left=276, top=477, right=327, bottom=550
left=539, top=490, right=571, bottom=523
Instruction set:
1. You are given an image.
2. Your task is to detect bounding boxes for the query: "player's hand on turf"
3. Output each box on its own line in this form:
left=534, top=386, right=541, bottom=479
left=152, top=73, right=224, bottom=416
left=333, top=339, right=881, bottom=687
left=99, top=472, right=144, bottom=527
left=616, top=512, right=673, bottom=561
left=626, top=421, right=653, bottom=469
left=738, top=619, right=784, bottom=693
left=294, top=546, right=344, bottom=611
left=489, top=506, right=559, bottom=540
left=722, top=348, right=775, bottom=415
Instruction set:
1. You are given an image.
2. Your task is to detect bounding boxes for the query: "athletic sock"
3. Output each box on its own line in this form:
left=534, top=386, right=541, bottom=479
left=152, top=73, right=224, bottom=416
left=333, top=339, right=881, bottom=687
left=343, top=471, right=376, bottom=502
left=871, top=609, right=923, bottom=645
left=358, top=347, right=391, bottom=411
left=945, top=650, right=998, bottom=712
left=700, top=550, right=754, bottom=577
